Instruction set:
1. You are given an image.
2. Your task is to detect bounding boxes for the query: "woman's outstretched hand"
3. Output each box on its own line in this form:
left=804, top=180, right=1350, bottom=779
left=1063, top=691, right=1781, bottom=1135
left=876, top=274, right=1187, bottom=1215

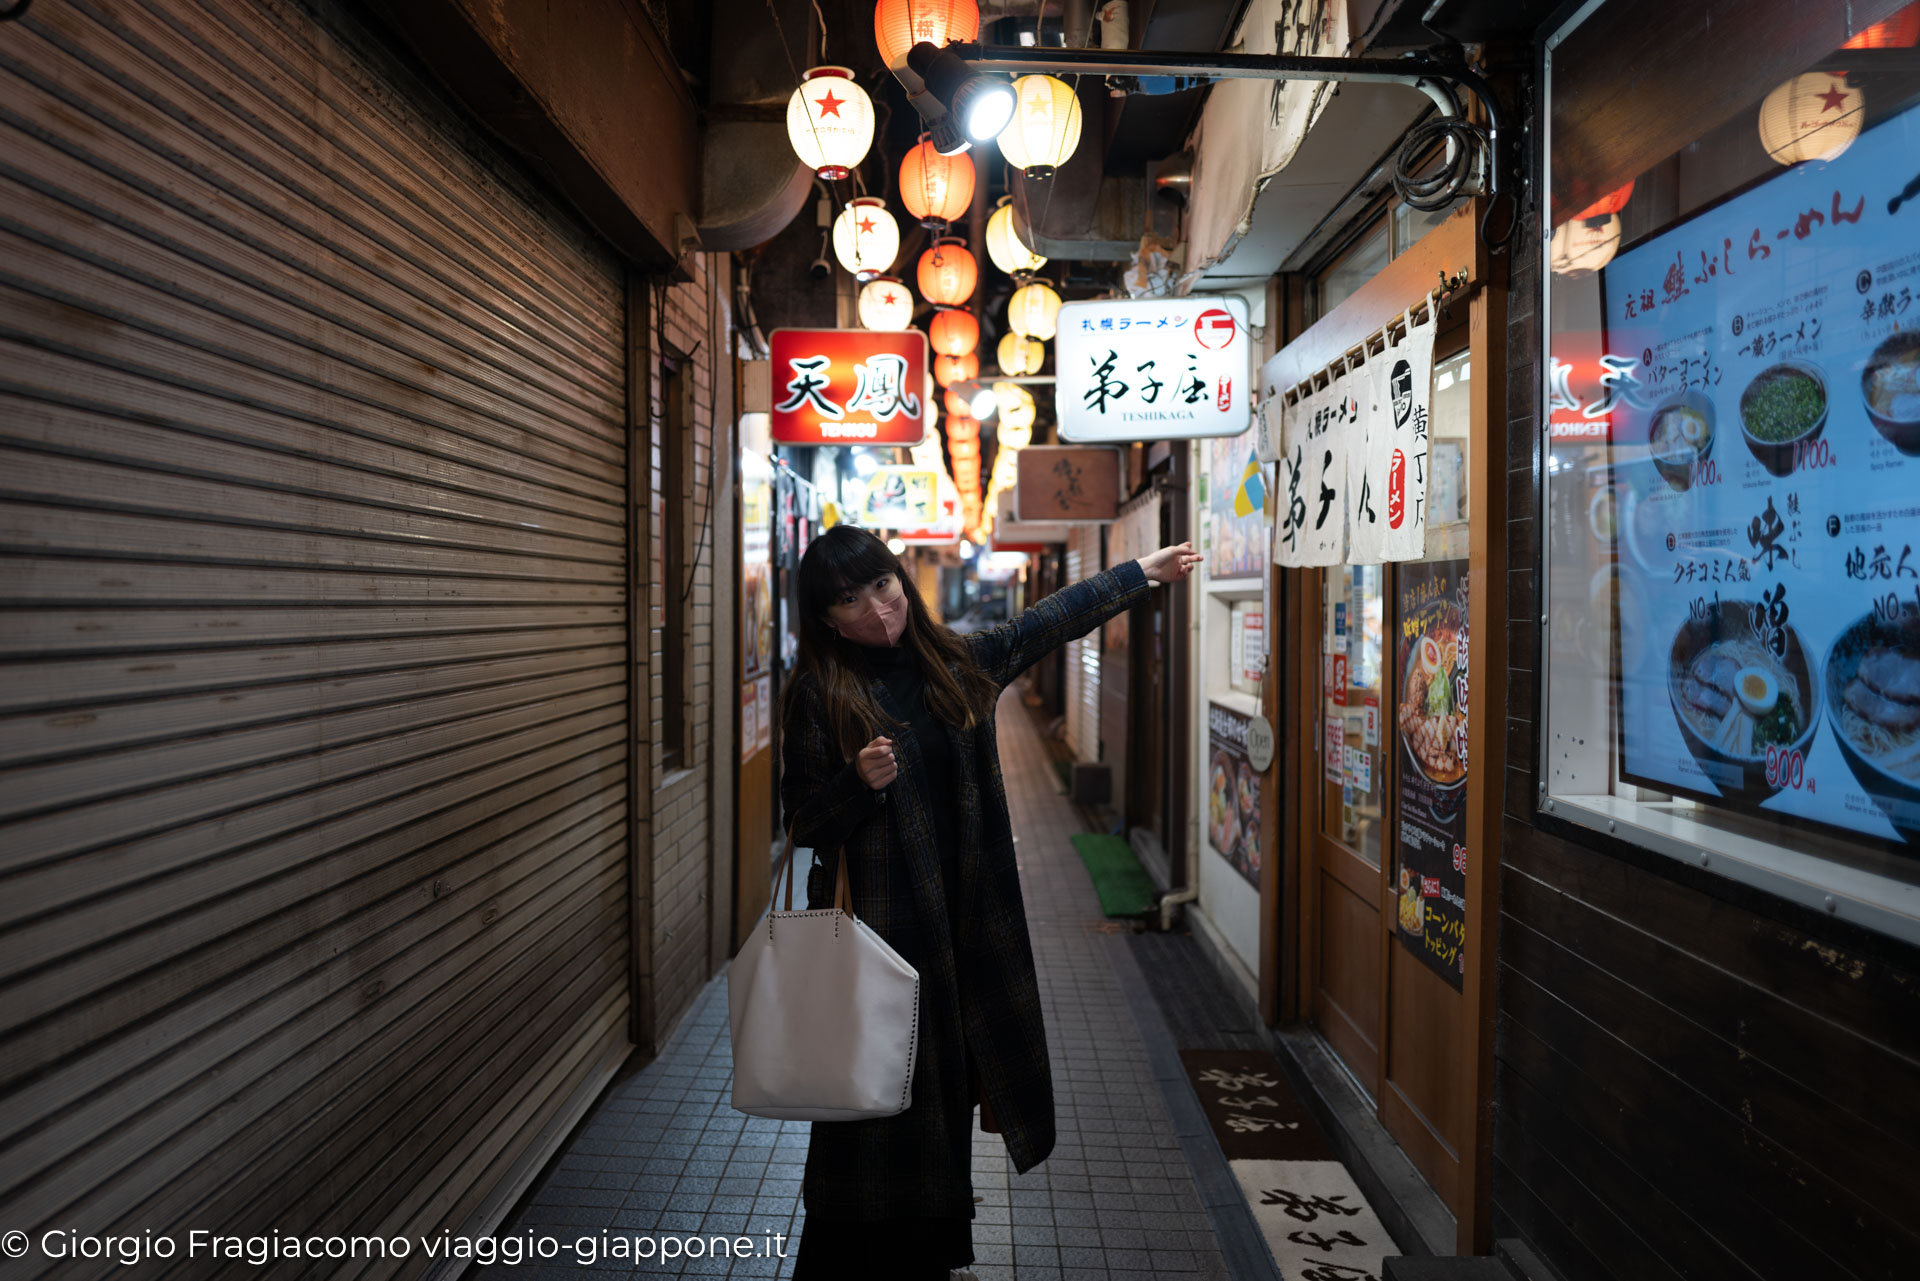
left=856, top=736, right=897, bottom=790
left=1138, top=542, right=1204, bottom=584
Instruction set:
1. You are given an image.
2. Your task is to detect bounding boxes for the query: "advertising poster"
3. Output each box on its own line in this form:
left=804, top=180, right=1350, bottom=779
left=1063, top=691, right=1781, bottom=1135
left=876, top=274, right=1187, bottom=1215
left=1207, top=425, right=1268, bottom=579
left=1056, top=297, right=1251, bottom=442
left=1393, top=559, right=1469, bottom=989
left=742, top=452, right=775, bottom=680
left=1207, top=701, right=1263, bottom=889
left=859, top=465, right=940, bottom=527
left=1605, top=101, right=1920, bottom=848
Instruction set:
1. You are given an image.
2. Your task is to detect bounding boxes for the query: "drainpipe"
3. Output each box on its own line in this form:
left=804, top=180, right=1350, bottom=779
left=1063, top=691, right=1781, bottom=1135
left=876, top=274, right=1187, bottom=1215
left=1159, top=477, right=1204, bottom=933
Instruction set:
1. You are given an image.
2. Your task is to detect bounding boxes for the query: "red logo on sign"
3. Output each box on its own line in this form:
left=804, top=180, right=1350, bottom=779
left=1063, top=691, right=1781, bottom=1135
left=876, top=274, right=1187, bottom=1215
left=1451, top=843, right=1467, bottom=873
left=769, top=328, right=929, bottom=446
left=1193, top=308, right=1237, bottom=350
left=1387, top=448, right=1406, bottom=529
left=1421, top=875, right=1442, bottom=897
left=1216, top=377, right=1232, bottom=413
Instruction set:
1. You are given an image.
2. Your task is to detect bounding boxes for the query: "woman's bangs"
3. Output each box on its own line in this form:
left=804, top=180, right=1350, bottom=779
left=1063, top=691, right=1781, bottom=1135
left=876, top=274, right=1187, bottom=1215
left=800, top=526, right=898, bottom=610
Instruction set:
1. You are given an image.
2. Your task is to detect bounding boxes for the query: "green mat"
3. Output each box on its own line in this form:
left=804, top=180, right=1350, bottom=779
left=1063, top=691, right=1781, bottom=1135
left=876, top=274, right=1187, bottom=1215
left=1071, top=833, right=1157, bottom=918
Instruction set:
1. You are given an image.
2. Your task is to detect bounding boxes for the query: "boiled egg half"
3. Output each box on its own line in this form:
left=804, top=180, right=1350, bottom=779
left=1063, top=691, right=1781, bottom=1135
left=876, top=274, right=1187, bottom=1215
left=1733, top=666, right=1779, bottom=716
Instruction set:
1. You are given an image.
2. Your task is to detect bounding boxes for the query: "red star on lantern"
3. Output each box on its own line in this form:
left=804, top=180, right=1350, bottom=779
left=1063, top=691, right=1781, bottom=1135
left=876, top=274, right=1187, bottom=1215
left=815, top=90, right=845, bottom=118
left=858, top=215, right=876, bottom=234
left=1815, top=84, right=1850, bottom=113
left=882, top=290, right=898, bottom=304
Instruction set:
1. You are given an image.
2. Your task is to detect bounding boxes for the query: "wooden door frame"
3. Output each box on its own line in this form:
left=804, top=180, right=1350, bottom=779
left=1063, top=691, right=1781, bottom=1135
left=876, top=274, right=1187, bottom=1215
left=1270, top=200, right=1506, bottom=1252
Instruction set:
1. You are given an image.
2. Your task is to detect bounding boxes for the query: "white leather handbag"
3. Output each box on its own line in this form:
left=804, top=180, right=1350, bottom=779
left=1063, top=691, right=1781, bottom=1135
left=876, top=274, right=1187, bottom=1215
left=728, top=837, right=921, bottom=1121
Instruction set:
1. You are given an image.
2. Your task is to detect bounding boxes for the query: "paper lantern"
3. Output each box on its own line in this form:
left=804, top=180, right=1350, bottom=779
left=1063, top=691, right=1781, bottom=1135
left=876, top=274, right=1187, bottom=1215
left=833, top=197, right=900, bottom=281
left=1572, top=180, right=1634, bottom=222
left=944, top=388, right=974, bottom=417
left=875, top=0, right=980, bottom=73
left=997, top=331, right=1045, bottom=377
left=997, top=75, right=1082, bottom=178
left=986, top=197, right=1048, bottom=276
left=992, top=381, right=1036, bottom=441
left=945, top=414, right=980, bottom=443
left=1842, top=4, right=1920, bottom=47
left=918, top=238, right=978, bottom=306
left=1550, top=215, right=1621, bottom=278
left=949, top=437, right=981, bottom=463
left=1757, top=73, right=1864, bottom=166
left=929, top=307, right=980, bottom=357
left=900, top=138, right=976, bottom=226
left=857, top=275, right=914, bottom=330
left=787, top=67, right=874, bottom=181
left=1007, top=280, right=1061, bottom=341
left=934, top=352, right=979, bottom=387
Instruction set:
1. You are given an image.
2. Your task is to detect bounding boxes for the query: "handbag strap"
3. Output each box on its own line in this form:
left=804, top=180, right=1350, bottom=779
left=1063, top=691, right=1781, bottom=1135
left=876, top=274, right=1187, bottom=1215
left=771, top=830, right=853, bottom=915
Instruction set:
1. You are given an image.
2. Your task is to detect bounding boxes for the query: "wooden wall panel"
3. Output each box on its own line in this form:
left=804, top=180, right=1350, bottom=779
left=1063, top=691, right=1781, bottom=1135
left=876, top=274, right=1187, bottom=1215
left=0, top=0, right=634, bottom=1272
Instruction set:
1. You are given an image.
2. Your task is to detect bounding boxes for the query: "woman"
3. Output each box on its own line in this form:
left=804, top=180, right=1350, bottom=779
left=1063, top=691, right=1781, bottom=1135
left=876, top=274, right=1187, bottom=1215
left=779, top=525, right=1201, bottom=1280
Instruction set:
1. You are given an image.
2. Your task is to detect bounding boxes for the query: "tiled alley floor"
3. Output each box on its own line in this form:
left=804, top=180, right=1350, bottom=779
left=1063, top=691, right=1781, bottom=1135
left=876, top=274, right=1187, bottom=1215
left=480, top=687, right=1241, bottom=1279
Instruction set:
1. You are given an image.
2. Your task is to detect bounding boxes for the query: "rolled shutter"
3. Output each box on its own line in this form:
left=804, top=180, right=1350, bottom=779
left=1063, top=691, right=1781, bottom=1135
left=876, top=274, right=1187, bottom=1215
left=0, top=0, right=632, bottom=1261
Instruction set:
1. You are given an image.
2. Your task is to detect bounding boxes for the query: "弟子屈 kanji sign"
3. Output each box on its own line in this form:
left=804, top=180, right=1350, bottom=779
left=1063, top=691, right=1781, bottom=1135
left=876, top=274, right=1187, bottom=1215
left=769, top=328, right=929, bottom=445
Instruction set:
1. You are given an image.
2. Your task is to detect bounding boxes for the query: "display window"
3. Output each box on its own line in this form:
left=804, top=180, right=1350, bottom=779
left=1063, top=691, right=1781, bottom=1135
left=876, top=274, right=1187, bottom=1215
left=1542, top=0, right=1920, bottom=940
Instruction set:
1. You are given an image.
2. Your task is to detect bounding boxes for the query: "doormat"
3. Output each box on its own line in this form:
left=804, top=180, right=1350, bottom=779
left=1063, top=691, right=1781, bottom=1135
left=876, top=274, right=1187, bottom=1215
left=1180, top=1050, right=1393, bottom=1281
left=1070, top=833, right=1157, bottom=917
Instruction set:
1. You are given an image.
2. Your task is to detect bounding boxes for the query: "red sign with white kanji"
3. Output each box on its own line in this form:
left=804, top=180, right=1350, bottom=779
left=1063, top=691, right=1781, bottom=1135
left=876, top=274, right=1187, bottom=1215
left=769, top=328, right=929, bottom=446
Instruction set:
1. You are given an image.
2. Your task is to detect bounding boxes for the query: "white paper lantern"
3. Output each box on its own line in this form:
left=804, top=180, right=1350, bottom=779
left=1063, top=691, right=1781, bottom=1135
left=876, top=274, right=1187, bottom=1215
left=833, top=197, right=900, bottom=281
left=788, top=67, right=875, bottom=180
left=858, top=276, right=913, bottom=329
left=986, top=198, right=1047, bottom=276
left=997, top=75, right=1082, bottom=178
left=1007, top=280, right=1062, bottom=341
left=1757, top=73, right=1864, bottom=166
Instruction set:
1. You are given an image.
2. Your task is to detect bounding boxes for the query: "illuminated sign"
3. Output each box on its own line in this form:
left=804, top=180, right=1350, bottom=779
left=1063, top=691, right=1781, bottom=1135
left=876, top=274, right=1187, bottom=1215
left=1056, top=298, right=1252, bottom=442
left=768, top=328, right=929, bottom=446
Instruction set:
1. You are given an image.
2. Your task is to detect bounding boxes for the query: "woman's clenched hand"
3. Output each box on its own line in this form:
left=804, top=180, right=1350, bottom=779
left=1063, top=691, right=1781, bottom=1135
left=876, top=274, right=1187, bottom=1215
left=856, top=736, right=897, bottom=790
left=1138, top=542, right=1204, bottom=584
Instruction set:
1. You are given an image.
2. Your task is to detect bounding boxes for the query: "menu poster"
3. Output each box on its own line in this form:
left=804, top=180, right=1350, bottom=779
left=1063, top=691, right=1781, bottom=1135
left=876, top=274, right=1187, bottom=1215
left=1299, top=368, right=1355, bottom=567
left=743, top=452, right=775, bottom=679
left=1393, top=558, right=1469, bottom=989
left=1206, top=425, right=1269, bottom=580
left=1207, top=701, right=1263, bottom=888
left=1348, top=354, right=1388, bottom=565
left=1606, top=101, right=1920, bottom=847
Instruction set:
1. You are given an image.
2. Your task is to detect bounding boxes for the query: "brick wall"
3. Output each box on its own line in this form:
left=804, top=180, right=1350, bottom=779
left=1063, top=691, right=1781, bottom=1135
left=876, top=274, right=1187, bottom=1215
left=635, top=252, right=736, bottom=1053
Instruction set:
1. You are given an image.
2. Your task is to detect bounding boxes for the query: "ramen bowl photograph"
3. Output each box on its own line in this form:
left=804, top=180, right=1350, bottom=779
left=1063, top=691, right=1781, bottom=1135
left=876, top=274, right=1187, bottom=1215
left=1666, top=597, right=1822, bottom=802
left=1646, top=389, right=1715, bottom=492
left=1861, top=330, right=1920, bottom=455
left=1738, top=360, right=1827, bottom=477
left=1825, top=609, right=1920, bottom=840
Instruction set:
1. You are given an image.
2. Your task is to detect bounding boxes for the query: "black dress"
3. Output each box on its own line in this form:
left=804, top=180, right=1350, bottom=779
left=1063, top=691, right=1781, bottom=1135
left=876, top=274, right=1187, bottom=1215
left=792, top=640, right=974, bottom=1279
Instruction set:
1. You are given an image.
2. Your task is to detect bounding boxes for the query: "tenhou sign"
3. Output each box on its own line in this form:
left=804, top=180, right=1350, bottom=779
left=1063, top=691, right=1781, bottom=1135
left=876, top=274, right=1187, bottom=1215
left=1056, top=297, right=1252, bottom=443
left=768, top=328, right=928, bottom=446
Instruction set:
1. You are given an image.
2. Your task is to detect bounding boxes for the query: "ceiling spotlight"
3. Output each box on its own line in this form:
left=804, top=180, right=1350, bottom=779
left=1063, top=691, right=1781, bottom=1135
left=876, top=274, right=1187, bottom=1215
left=969, top=387, right=998, bottom=419
left=897, top=42, right=1015, bottom=155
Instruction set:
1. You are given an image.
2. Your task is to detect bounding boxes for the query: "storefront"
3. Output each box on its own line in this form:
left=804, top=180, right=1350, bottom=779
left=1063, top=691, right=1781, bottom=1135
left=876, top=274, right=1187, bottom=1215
left=1497, top=2, right=1920, bottom=1276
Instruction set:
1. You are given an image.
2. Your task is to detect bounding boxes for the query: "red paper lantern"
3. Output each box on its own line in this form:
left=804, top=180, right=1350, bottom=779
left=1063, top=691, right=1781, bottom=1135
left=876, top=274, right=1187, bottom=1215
left=918, top=238, right=978, bottom=307
left=934, top=352, right=978, bottom=387
left=1572, top=179, right=1634, bottom=222
left=1843, top=3, right=1920, bottom=47
left=929, top=307, right=980, bottom=357
left=949, top=437, right=981, bottom=462
left=875, top=0, right=980, bottom=73
left=900, top=139, right=976, bottom=226
left=945, top=414, right=980, bottom=442
left=944, top=388, right=973, bottom=417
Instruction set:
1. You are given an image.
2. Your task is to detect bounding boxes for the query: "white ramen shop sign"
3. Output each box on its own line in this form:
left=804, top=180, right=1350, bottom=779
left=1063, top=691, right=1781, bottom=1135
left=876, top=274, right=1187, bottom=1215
left=1056, top=298, right=1253, bottom=442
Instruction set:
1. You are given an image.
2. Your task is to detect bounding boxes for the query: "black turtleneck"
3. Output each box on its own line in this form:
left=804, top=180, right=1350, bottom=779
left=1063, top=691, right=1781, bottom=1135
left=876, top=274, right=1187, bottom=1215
left=857, top=640, right=961, bottom=928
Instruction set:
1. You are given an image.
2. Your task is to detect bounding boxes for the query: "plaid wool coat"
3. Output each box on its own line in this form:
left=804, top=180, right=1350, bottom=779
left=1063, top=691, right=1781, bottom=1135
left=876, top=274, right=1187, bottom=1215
left=780, top=559, right=1152, bottom=1222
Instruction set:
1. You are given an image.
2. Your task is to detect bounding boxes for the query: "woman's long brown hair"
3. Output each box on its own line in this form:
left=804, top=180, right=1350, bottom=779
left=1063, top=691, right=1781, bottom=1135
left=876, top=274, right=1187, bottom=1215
left=785, top=524, right=1001, bottom=760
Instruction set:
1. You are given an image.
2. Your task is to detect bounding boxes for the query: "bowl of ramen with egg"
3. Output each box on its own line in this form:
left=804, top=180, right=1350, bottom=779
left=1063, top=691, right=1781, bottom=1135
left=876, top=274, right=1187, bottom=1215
left=1646, top=390, right=1715, bottom=492
left=1738, top=361, right=1827, bottom=477
left=1397, top=605, right=1469, bottom=821
left=1825, top=608, right=1920, bottom=840
left=1861, top=332, right=1920, bottom=455
left=1208, top=751, right=1239, bottom=856
left=1667, top=598, right=1820, bottom=801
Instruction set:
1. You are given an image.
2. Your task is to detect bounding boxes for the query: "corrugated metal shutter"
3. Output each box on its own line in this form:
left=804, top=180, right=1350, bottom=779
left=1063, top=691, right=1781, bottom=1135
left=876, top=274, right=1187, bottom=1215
left=0, top=0, right=632, bottom=1269
left=1064, top=526, right=1102, bottom=763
